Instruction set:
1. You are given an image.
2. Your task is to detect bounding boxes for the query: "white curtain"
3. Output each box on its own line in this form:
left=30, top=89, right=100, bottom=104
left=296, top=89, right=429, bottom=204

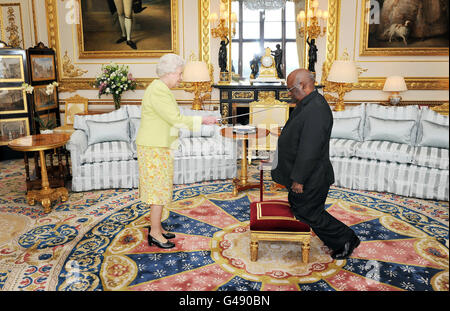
left=293, top=0, right=305, bottom=68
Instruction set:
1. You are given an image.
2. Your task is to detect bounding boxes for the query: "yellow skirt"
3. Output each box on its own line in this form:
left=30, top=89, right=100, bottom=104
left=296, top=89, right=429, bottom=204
left=137, top=145, right=174, bottom=206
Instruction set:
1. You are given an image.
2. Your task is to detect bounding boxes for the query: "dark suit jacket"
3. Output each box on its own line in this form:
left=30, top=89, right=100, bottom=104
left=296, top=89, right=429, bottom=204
left=271, top=90, right=335, bottom=190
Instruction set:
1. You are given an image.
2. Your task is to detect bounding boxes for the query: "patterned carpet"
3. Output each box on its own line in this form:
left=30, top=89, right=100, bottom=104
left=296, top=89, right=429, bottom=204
left=0, top=159, right=448, bottom=291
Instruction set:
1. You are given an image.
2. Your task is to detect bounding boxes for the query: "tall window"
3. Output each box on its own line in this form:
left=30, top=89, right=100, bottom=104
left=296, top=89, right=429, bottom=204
left=231, top=0, right=299, bottom=79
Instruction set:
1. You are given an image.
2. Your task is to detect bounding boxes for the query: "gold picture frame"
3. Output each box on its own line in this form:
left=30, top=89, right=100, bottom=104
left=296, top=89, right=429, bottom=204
left=0, top=55, right=25, bottom=83
left=76, top=0, right=179, bottom=59
left=34, top=85, right=58, bottom=111
left=322, top=0, right=449, bottom=90
left=45, top=0, right=208, bottom=91
left=29, top=54, right=57, bottom=82
left=0, top=87, right=28, bottom=114
left=359, top=0, right=449, bottom=56
left=0, top=117, right=30, bottom=145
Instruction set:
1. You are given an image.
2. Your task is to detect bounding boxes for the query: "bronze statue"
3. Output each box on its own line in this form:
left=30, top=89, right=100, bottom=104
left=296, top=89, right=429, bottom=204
left=250, top=54, right=260, bottom=79
left=218, top=37, right=229, bottom=73
left=271, top=44, right=284, bottom=79
left=307, top=37, right=318, bottom=73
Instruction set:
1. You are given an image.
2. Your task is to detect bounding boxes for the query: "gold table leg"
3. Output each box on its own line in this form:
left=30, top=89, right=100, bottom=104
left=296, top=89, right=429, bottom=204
left=232, top=138, right=260, bottom=196
left=26, top=150, right=68, bottom=213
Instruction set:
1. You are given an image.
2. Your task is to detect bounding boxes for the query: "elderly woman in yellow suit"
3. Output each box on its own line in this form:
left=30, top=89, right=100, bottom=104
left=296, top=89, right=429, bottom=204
left=136, top=54, right=217, bottom=249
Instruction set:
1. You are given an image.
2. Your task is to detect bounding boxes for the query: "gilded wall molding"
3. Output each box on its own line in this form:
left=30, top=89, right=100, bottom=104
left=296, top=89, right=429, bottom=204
left=199, top=0, right=210, bottom=63
left=1, top=4, right=24, bottom=48
left=321, top=0, right=449, bottom=91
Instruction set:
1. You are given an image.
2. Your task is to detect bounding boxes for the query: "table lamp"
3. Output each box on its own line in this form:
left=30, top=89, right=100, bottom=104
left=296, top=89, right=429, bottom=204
left=383, top=76, right=407, bottom=105
left=183, top=60, right=212, bottom=110
left=326, top=58, right=359, bottom=111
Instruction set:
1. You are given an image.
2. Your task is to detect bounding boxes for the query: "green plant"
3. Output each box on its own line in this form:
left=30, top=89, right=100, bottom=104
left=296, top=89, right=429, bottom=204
left=34, top=112, right=57, bottom=130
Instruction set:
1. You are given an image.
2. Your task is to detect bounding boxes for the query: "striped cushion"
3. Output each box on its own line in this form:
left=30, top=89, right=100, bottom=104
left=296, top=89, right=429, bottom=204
left=74, top=107, right=129, bottom=133
left=413, top=146, right=449, bottom=170
left=354, top=140, right=414, bottom=164
left=329, top=138, right=361, bottom=157
left=80, top=141, right=133, bottom=164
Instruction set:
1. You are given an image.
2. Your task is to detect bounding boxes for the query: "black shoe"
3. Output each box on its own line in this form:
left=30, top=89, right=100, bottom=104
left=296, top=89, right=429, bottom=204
left=148, top=235, right=175, bottom=249
left=162, top=232, right=176, bottom=239
left=144, top=226, right=176, bottom=239
left=331, top=235, right=360, bottom=259
left=116, top=36, right=127, bottom=44
left=127, top=40, right=137, bottom=49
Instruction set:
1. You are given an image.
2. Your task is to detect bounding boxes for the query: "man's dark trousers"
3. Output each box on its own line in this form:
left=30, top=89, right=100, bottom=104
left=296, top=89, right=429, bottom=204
left=288, top=183, right=355, bottom=251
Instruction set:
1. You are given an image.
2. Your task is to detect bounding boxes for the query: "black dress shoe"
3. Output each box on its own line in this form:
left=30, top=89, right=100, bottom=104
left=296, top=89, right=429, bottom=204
left=148, top=235, right=175, bottom=249
left=144, top=226, right=176, bottom=239
left=127, top=40, right=137, bottom=49
left=162, top=232, right=176, bottom=239
left=116, top=36, right=127, bottom=44
left=331, top=235, right=360, bottom=259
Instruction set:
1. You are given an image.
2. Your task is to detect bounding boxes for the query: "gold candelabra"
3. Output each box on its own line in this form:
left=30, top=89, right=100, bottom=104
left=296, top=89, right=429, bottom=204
left=297, top=0, right=328, bottom=39
left=208, top=3, right=237, bottom=84
left=208, top=3, right=237, bottom=40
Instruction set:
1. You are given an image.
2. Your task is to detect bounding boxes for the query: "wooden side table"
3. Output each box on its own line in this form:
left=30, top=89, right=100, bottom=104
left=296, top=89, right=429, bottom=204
left=8, top=134, right=71, bottom=213
left=221, top=127, right=269, bottom=196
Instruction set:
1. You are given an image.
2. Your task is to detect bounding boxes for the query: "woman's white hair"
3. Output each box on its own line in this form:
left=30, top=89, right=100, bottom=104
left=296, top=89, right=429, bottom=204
left=156, top=54, right=185, bottom=78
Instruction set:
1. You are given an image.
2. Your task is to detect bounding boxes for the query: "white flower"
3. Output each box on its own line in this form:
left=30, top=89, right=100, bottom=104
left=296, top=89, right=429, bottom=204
left=21, top=83, right=34, bottom=94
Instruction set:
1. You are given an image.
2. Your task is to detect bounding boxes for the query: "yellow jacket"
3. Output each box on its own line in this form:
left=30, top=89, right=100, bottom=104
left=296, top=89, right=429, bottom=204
left=136, top=79, right=201, bottom=149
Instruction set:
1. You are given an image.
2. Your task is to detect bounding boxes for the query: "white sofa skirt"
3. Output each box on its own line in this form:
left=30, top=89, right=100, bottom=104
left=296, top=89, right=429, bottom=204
left=331, top=156, right=449, bottom=201
left=71, top=156, right=237, bottom=192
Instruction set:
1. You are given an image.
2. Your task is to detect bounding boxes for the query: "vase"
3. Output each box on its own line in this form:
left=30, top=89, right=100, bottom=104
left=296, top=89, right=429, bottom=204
left=113, top=94, right=121, bottom=110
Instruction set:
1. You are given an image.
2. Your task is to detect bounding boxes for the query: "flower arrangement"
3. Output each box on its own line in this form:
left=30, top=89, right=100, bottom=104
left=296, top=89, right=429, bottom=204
left=94, top=63, right=137, bottom=109
left=22, top=82, right=59, bottom=131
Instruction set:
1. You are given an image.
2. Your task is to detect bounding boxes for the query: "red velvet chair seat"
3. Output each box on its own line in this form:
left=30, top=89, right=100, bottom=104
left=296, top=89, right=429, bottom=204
left=250, top=200, right=310, bottom=232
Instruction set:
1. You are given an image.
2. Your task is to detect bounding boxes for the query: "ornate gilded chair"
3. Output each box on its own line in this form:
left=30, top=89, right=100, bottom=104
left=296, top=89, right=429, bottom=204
left=54, top=94, right=89, bottom=134
left=249, top=162, right=311, bottom=263
left=248, top=97, right=289, bottom=164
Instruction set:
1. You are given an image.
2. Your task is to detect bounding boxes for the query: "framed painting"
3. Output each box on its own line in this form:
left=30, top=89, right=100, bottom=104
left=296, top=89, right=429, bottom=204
left=0, top=55, right=25, bottom=83
left=34, top=85, right=58, bottom=111
left=77, top=0, right=179, bottom=58
left=0, top=87, right=28, bottom=114
left=29, top=54, right=56, bottom=83
left=360, top=0, right=449, bottom=56
left=0, top=117, right=30, bottom=145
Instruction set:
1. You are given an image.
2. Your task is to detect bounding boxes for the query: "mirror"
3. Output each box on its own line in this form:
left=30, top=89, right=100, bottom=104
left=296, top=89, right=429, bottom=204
left=229, top=0, right=306, bottom=81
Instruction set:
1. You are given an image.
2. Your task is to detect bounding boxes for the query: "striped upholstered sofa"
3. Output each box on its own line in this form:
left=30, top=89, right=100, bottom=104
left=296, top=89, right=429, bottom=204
left=66, top=105, right=237, bottom=192
left=329, top=103, right=449, bottom=201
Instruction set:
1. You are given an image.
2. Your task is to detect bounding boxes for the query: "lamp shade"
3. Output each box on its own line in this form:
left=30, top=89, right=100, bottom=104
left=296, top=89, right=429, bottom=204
left=383, top=76, right=407, bottom=92
left=183, top=61, right=210, bottom=82
left=327, top=60, right=359, bottom=84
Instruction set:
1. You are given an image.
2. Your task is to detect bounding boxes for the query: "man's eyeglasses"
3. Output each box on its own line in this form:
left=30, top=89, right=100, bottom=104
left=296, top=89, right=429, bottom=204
left=287, top=83, right=301, bottom=92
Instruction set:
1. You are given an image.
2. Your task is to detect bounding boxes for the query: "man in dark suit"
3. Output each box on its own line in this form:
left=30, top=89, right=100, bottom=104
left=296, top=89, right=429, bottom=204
left=271, top=69, right=360, bottom=259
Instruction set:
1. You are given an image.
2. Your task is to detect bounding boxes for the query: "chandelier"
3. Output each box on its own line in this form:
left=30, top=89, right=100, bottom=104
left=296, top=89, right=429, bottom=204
left=243, top=0, right=286, bottom=11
